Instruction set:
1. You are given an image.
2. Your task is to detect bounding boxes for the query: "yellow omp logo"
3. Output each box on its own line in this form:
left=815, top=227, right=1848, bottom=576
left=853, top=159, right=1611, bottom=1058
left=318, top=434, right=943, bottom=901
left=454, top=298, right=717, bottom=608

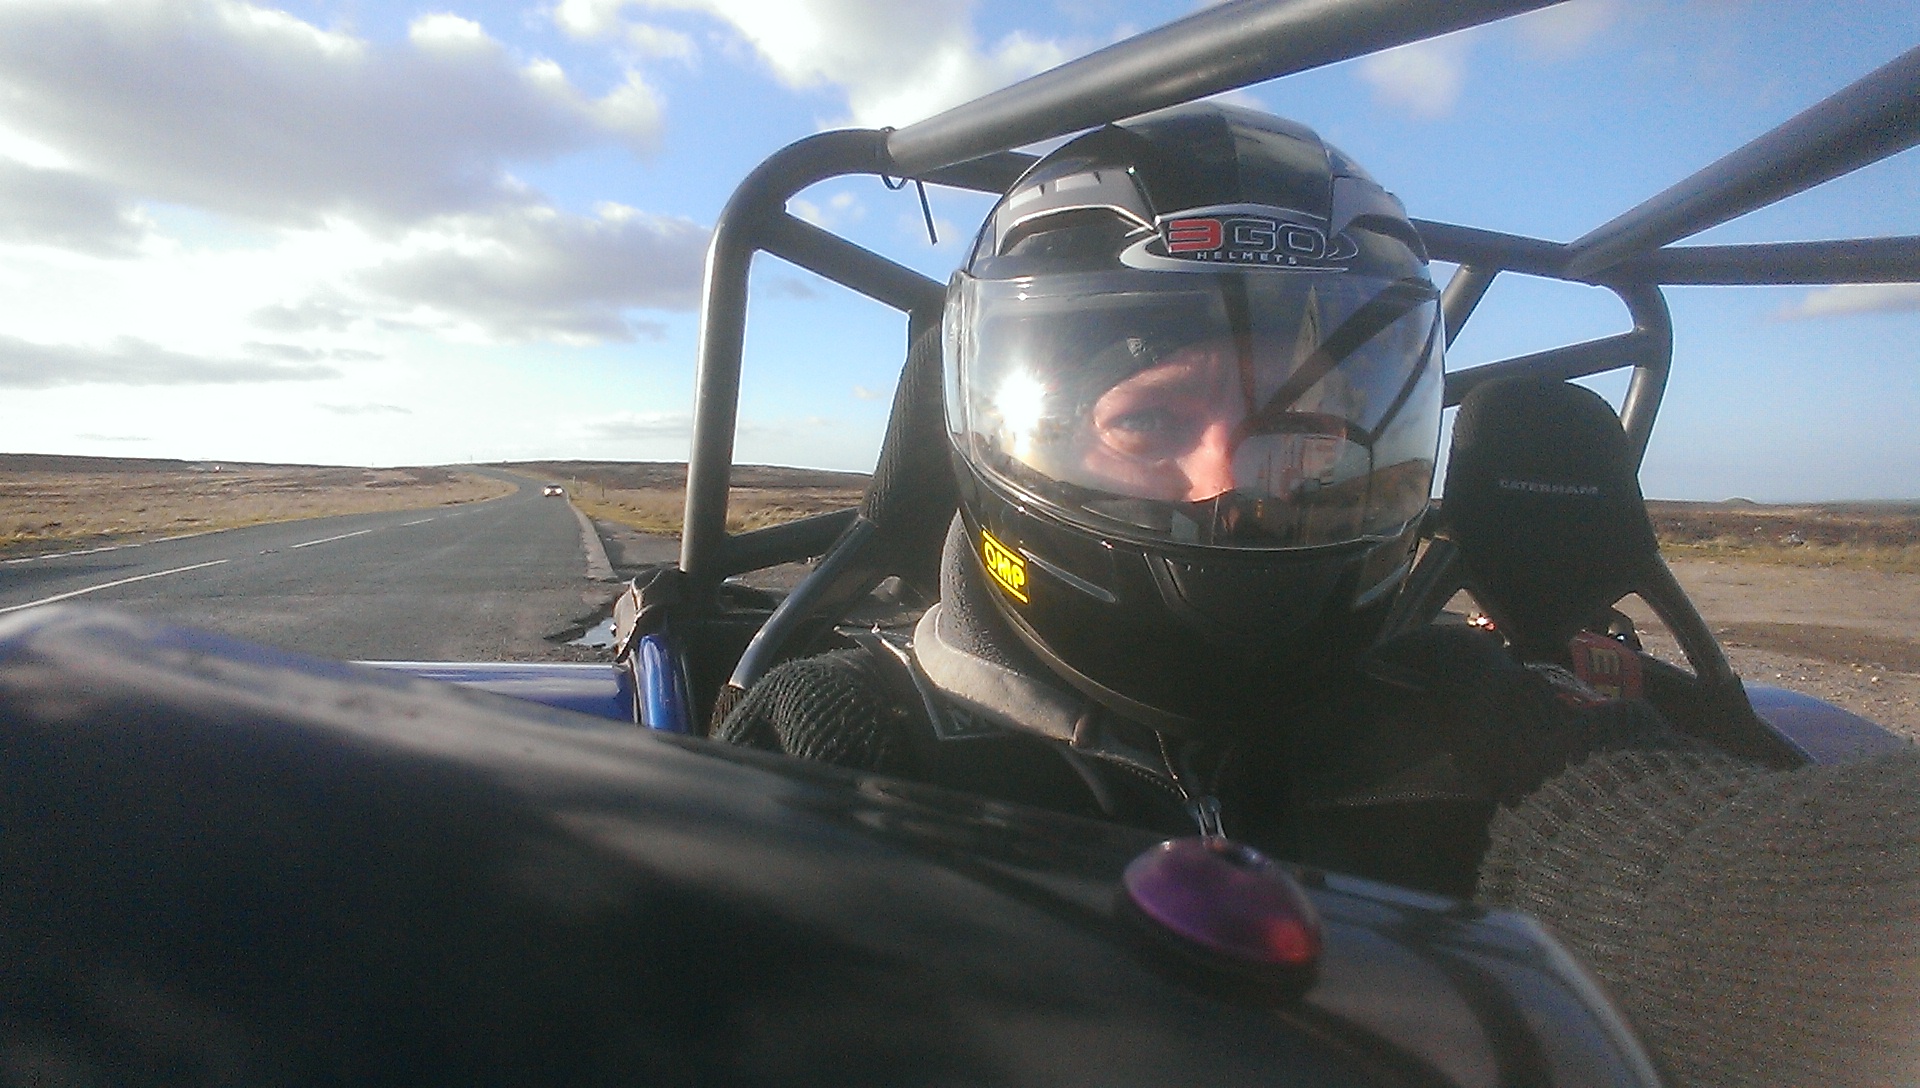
left=980, top=530, right=1029, bottom=603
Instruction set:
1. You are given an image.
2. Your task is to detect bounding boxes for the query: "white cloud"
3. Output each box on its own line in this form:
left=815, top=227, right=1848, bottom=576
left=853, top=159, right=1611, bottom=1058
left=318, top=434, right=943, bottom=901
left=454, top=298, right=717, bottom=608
left=585, top=411, right=695, bottom=440
left=590, top=69, right=667, bottom=138
left=0, top=161, right=146, bottom=255
left=789, top=198, right=825, bottom=227
left=319, top=402, right=413, bottom=416
left=0, top=0, right=663, bottom=227
left=1777, top=284, right=1920, bottom=320
left=349, top=202, right=708, bottom=342
left=1513, top=0, right=1621, bottom=58
left=788, top=190, right=865, bottom=229
left=243, top=341, right=379, bottom=362
left=0, top=192, right=708, bottom=361
left=407, top=12, right=491, bottom=52
left=625, top=24, right=697, bottom=61
left=0, top=124, right=72, bottom=171
left=250, top=299, right=359, bottom=334
left=555, top=3, right=698, bottom=61
left=557, top=0, right=1071, bottom=128
left=1358, top=36, right=1472, bottom=118
left=554, top=0, right=628, bottom=39
left=1353, top=1, right=1617, bottom=118
left=0, top=334, right=340, bottom=388
left=851, top=384, right=882, bottom=401
left=760, top=276, right=819, bottom=300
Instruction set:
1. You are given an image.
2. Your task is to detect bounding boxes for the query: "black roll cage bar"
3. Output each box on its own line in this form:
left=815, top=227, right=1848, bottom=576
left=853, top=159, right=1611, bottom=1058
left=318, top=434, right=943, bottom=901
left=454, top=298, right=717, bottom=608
left=676, top=0, right=1920, bottom=587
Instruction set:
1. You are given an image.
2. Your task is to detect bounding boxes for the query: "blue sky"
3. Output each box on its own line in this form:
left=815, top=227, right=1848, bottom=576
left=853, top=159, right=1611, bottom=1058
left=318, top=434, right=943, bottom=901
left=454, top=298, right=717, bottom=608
left=0, top=0, right=1913, bottom=500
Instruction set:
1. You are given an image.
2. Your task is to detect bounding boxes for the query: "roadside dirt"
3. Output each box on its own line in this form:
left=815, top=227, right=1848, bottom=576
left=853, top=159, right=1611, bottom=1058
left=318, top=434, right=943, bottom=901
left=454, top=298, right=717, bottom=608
left=1617, top=560, right=1920, bottom=742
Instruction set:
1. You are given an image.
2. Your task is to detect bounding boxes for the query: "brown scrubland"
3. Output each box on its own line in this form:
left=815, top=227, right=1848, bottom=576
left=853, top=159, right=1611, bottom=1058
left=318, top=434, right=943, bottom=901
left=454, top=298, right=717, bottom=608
left=517, top=462, right=1920, bottom=576
left=0, top=454, right=512, bottom=556
left=1647, top=499, right=1920, bottom=574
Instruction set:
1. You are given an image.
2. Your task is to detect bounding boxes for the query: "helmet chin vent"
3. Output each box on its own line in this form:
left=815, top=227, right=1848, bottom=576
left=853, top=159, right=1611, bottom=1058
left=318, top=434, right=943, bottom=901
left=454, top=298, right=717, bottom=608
left=1148, top=556, right=1345, bottom=642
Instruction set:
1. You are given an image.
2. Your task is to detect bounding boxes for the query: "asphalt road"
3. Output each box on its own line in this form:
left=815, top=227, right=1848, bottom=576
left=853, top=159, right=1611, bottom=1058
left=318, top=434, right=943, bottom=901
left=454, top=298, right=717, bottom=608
left=0, top=473, right=624, bottom=662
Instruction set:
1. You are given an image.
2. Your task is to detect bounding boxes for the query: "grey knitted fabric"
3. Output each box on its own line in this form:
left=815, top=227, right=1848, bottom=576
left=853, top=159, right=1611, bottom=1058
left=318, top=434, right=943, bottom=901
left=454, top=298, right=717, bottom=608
left=1481, top=748, right=1920, bottom=1088
left=712, top=649, right=919, bottom=774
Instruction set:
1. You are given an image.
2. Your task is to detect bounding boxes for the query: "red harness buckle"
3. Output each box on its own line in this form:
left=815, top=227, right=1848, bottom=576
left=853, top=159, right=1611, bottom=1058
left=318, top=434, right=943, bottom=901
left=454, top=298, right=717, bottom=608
left=1569, top=630, right=1645, bottom=701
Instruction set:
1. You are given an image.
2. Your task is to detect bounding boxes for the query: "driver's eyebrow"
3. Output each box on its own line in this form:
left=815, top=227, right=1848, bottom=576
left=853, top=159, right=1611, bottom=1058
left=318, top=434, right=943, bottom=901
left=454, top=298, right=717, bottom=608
left=1097, top=349, right=1222, bottom=400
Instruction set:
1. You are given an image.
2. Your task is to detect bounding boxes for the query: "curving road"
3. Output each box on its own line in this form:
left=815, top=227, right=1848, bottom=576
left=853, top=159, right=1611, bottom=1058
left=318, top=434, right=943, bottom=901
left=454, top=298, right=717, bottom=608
left=0, top=473, right=627, bottom=661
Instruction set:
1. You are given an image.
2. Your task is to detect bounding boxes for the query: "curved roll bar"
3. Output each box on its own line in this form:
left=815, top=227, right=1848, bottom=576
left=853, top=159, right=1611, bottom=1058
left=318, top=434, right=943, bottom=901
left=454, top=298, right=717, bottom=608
left=675, top=0, right=1920, bottom=593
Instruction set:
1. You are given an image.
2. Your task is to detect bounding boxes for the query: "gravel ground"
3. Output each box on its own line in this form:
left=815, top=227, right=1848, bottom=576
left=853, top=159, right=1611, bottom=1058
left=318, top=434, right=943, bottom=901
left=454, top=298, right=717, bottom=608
left=1619, top=559, right=1920, bottom=742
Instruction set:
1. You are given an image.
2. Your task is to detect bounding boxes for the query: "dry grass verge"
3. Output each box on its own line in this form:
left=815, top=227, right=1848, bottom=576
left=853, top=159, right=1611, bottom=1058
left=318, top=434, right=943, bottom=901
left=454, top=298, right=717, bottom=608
left=0, top=458, right=513, bottom=557
left=572, top=488, right=867, bottom=535
left=1650, top=501, right=1920, bottom=574
left=507, top=461, right=867, bottom=536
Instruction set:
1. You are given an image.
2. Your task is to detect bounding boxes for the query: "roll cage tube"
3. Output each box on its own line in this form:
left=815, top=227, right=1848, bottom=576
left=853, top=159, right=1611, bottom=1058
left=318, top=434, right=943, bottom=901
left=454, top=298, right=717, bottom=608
left=682, top=130, right=920, bottom=587
left=675, top=0, right=1574, bottom=595
left=1441, top=279, right=1673, bottom=469
left=677, top=132, right=1034, bottom=588
left=678, top=0, right=1919, bottom=602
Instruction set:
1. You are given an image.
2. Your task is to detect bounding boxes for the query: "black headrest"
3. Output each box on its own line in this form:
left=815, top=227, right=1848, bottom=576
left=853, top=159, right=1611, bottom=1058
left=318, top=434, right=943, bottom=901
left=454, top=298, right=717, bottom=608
left=860, top=325, right=957, bottom=596
left=1442, top=379, right=1660, bottom=660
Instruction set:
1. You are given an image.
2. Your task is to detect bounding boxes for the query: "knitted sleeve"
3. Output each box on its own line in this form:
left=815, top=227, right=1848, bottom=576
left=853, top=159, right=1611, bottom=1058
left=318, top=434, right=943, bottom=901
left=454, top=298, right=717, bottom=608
left=1480, top=747, right=1920, bottom=1088
left=710, top=649, right=923, bottom=776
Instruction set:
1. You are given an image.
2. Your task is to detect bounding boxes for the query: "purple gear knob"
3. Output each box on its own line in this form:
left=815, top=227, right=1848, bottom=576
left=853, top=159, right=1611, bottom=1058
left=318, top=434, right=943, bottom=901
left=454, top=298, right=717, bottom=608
left=1123, top=837, right=1323, bottom=972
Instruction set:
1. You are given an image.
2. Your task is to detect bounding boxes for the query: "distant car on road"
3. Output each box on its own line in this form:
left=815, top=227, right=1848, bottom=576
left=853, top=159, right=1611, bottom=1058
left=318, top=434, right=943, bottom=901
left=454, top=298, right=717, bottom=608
left=542, top=484, right=564, bottom=497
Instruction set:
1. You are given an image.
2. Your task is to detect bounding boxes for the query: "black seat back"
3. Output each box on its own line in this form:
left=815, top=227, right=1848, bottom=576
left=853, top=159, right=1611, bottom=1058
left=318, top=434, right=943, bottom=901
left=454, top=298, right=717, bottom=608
left=860, top=322, right=959, bottom=598
left=719, top=325, right=955, bottom=701
left=1442, top=379, right=1660, bottom=661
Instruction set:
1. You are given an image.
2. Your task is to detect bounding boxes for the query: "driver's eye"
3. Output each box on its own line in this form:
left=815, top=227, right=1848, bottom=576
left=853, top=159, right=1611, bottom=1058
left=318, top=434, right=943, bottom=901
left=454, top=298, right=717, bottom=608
left=1109, top=408, right=1173, bottom=434
left=1098, top=405, right=1195, bottom=460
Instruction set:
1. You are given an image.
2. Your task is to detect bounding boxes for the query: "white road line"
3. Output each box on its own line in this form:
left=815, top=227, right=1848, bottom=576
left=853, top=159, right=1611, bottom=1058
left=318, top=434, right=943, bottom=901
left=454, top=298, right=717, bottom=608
left=5, top=543, right=134, bottom=564
left=0, top=559, right=231, bottom=616
left=400, top=518, right=435, bottom=527
left=289, top=528, right=374, bottom=549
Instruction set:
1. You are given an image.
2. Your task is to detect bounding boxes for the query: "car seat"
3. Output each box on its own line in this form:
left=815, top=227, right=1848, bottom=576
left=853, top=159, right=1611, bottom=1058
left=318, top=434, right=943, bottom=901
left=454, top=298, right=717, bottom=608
left=1427, top=378, right=1801, bottom=766
left=708, top=324, right=955, bottom=726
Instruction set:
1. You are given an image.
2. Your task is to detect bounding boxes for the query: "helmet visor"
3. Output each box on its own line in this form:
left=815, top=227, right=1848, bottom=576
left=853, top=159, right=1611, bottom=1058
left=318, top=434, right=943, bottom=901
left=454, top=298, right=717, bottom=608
left=947, top=268, right=1442, bottom=549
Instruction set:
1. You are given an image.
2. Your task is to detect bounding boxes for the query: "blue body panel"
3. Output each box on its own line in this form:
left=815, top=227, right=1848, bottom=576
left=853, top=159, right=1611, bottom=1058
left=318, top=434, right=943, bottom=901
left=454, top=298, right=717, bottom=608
left=1745, top=682, right=1910, bottom=764
left=365, top=660, right=637, bottom=723
left=635, top=631, right=693, bottom=733
left=360, top=656, right=1910, bottom=766
left=360, top=658, right=1913, bottom=762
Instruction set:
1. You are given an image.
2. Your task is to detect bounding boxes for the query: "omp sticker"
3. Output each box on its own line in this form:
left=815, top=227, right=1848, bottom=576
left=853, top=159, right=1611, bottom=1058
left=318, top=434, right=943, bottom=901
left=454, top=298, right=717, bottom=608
left=980, top=529, right=1029, bottom=603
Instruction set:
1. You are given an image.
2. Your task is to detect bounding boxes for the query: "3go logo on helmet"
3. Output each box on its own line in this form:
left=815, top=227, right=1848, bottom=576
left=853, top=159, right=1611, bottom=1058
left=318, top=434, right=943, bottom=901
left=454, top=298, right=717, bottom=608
left=1122, top=204, right=1362, bottom=272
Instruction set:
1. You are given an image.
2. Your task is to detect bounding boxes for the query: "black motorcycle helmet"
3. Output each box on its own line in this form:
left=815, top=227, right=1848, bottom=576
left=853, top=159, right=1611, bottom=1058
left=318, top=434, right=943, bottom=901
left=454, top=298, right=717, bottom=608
left=942, top=104, right=1444, bottom=736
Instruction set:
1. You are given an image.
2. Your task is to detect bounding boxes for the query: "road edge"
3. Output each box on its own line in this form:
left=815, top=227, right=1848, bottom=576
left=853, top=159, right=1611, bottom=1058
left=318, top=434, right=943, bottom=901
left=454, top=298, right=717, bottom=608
left=570, top=503, right=617, bottom=582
